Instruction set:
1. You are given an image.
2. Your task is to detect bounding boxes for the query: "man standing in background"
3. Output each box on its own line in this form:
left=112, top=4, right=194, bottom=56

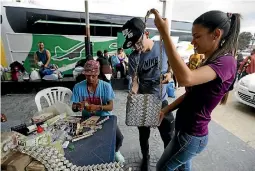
left=238, top=49, right=255, bottom=79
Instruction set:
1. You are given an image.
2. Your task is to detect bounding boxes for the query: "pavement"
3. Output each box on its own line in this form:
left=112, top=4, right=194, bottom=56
left=1, top=89, right=255, bottom=171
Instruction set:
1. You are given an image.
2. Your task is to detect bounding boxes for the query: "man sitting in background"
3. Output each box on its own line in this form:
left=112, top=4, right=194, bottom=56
left=34, top=42, right=51, bottom=77
left=34, top=42, right=51, bottom=68
left=34, top=42, right=62, bottom=79
left=71, top=60, right=125, bottom=163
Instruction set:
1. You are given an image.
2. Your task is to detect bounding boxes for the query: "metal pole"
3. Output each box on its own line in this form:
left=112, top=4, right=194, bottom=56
left=85, top=0, right=91, bottom=56
left=251, top=33, right=255, bottom=51
left=162, top=1, right=166, bottom=18
left=160, top=0, right=173, bottom=35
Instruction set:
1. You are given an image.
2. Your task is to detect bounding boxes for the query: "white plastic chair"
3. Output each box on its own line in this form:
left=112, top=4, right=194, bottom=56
left=35, top=87, right=72, bottom=111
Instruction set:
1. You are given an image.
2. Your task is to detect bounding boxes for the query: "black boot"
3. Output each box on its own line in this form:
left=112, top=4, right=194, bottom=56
left=140, top=155, right=150, bottom=171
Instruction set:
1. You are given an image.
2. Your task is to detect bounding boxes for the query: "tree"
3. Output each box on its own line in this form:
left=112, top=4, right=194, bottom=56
left=238, top=32, right=253, bottom=50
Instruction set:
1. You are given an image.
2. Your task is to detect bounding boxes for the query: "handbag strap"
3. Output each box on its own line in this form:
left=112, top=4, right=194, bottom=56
left=130, top=11, right=163, bottom=98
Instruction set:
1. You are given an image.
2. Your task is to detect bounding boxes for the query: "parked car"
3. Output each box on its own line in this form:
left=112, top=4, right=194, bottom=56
left=235, top=73, right=255, bottom=108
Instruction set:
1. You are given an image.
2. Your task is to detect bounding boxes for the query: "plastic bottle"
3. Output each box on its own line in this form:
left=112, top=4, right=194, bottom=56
left=117, top=71, right=121, bottom=79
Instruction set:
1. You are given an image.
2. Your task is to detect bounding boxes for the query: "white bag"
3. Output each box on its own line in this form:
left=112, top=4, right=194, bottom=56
left=33, top=101, right=75, bottom=117
left=30, top=69, right=41, bottom=80
left=42, top=74, right=58, bottom=80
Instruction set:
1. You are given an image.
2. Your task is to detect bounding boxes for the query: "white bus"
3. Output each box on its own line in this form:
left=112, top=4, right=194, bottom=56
left=1, top=1, right=193, bottom=74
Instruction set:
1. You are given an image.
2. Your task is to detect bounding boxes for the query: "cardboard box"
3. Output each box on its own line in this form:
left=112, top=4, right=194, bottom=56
left=1, top=151, right=33, bottom=171
left=26, top=161, right=46, bottom=171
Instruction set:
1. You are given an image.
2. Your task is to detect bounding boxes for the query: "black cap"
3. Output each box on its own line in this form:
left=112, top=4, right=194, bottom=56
left=122, top=17, right=145, bottom=49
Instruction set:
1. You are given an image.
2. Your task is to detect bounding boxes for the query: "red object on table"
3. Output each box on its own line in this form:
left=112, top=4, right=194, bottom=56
left=1, top=114, right=7, bottom=122
left=37, top=126, right=44, bottom=133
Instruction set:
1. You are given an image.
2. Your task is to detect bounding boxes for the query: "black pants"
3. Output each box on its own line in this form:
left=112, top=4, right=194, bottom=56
left=138, top=100, right=175, bottom=157
left=116, top=126, right=124, bottom=152
left=173, top=74, right=178, bottom=88
left=116, top=63, right=125, bottom=78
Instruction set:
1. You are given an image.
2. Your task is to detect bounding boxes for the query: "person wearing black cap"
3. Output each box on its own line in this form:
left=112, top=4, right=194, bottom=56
left=122, top=17, right=175, bottom=171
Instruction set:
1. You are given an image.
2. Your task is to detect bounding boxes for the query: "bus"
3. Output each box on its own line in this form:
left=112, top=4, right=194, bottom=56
left=1, top=1, right=193, bottom=74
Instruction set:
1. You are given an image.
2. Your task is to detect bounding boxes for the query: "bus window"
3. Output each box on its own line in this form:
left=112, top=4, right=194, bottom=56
left=111, top=26, right=122, bottom=37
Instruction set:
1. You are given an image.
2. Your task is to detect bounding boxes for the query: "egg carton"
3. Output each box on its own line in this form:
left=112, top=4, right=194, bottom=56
left=15, top=145, right=124, bottom=171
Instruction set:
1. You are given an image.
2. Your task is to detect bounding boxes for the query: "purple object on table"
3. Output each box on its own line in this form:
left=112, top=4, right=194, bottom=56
left=64, top=116, right=117, bottom=166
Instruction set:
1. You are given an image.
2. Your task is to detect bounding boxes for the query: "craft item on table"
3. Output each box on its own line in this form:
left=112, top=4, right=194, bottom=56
left=68, top=121, right=81, bottom=136
left=96, top=116, right=110, bottom=126
left=65, top=116, right=81, bottom=123
left=71, top=129, right=96, bottom=142
left=68, top=143, right=75, bottom=151
left=49, top=140, right=65, bottom=155
left=31, top=112, right=54, bottom=124
left=15, top=145, right=124, bottom=171
left=81, top=116, right=100, bottom=127
left=62, top=141, right=69, bottom=149
left=18, top=132, right=51, bottom=147
left=64, top=116, right=81, bottom=136
left=45, top=113, right=67, bottom=126
left=51, top=130, right=68, bottom=144
left=36, top=126, right=44, bottom=133
left=1, top=113, right=7, bottom=122
left=27, top=124, right=37, bottom=134
left=10, top=123, right=29, bottom=136
left=39, top=123, right=48, bottom=130
left=75, top=123, right=82, bottom=135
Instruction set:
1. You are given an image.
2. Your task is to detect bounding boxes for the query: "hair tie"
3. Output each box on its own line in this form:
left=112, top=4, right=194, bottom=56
left=227, top=12, right=233, bottom=19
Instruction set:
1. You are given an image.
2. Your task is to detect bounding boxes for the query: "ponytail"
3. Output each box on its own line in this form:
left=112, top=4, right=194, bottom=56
left=193, top=11, right=241, bottom=105
left=201, top=13, right=241, bottom=66
left=219, top=13, right=241, bottom=105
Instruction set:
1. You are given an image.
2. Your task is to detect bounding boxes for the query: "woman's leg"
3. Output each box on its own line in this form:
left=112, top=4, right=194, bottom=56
left=156, top=131, right=208, bottom=171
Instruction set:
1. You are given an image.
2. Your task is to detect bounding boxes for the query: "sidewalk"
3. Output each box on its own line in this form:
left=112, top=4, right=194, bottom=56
left=1, top=91, right=255, bottom=171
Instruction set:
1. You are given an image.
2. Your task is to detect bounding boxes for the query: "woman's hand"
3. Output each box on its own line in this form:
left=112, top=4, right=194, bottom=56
left=159, top=105, right=170, bottom=124
left=150, top=9, right=170, bottom=36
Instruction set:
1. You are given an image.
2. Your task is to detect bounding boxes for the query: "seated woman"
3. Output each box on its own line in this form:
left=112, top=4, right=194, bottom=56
left=116, top=48, right=128, bottom=78
left=71, top=60, right=125, bottom=163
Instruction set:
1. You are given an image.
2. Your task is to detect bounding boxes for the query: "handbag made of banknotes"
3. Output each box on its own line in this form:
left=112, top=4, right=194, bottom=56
left=125, top=43, right=164, bottom=127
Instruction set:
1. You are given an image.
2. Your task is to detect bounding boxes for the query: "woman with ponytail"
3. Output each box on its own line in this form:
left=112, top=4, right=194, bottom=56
left=150, top=10, right=240, bottom=171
